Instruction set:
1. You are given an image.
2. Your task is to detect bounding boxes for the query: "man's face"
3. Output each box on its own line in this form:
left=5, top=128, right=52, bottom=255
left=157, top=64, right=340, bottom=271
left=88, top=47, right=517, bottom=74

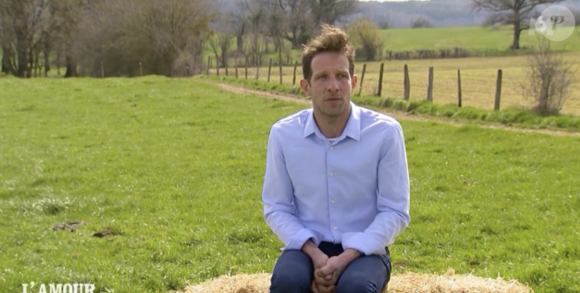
left=300, top=52, right=357, bottom=119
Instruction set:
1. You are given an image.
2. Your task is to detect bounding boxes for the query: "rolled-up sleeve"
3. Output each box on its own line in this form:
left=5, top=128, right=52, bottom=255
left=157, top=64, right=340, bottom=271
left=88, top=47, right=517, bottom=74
left=262, top=125, right=319, bottom=250
left=342, top=122, right=411, bottom=255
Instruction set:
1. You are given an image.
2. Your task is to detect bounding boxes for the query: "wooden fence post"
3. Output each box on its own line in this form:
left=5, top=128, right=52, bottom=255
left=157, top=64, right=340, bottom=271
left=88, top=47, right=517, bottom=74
left=235, top=58, right=238, bottom=78
left=427, top=67, right=434, bottom=102
left=279, top=58, right=283, bottom=85
left=207, top=57, right=211, bottom=75
left=293, top=61, right=298, bottom=86
left=378, top=63, right=384, bottom=97
left=495, top=69, right=502, bottom=111
left=358, top=64, right=367, bottom=96
left=139, top=62, right=143, bottom=77
left=403, top=64, right=410, bottom=101
left=267, top=58, right=272, bottom=82
left=457, top=69, right=462, bottom=107
left=245, top=57, right=248, bottom=80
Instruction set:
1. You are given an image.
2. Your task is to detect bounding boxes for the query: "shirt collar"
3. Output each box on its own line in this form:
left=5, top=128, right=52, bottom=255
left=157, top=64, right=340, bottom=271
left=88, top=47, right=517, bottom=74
left=303, top=102, right=361, bottom=142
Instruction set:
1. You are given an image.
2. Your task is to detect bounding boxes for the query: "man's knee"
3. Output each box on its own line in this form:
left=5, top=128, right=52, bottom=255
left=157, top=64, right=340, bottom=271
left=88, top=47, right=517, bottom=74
left=270, top=270, right=311, bottom=293
left=336, top=254, right=390, bottom=293
left=336, top=277, right=382, bottom=293
left=269, top=250, right=312, bottom=293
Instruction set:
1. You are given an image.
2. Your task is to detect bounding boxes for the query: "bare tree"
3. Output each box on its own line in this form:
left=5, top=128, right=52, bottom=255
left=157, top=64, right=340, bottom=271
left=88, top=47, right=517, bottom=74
left=0, top=0, right=50, bottom=78
left=243, top=0, right=356, bottom=50
left=49, top=0, right=85, bottom=77
left=285, top=0, right=315, bottom=48
left=471, top=0, right=564, bottom=50
left=310, top=0, right=358, bottom=26
left=208, top=14, right=234, bottom=69
left=229, top=0, right=250, bottom=54
left=243, top=6, right=267, bottom=66
left=411, top=16, right=433, bottom=28
left=521, top=37, right=576, bottom=115
left=0, top=0, right=16, bottom=74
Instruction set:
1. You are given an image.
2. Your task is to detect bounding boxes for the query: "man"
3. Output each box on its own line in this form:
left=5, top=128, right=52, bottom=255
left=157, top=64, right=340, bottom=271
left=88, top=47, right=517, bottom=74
left=261, top=24, right=411, bottom=293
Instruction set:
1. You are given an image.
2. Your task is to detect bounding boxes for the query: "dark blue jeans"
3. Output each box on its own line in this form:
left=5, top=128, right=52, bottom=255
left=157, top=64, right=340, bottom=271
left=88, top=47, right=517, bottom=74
left=269, top=242, right=391, bottom=293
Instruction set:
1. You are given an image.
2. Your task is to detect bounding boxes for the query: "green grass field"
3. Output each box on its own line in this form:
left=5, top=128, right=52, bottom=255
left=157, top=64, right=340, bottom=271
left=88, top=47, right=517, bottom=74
left=1, top=76, right=579, bottom=293
left=381, top=25, right=580, bottom=52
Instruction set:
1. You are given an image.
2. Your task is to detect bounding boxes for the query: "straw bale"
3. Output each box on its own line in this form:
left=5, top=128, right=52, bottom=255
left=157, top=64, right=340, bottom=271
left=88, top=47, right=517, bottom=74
left=182, top=269, right=533, bottom=293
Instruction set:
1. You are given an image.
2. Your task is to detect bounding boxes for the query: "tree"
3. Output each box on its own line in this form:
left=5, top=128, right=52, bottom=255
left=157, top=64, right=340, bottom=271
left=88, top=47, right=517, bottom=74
left=521, top=37, right=576, bottom=115
left=49, top=0, right=85, bottom=77
left=0, top=0, right=50, bottom=78
left=471, top=0, right=564, bottom=50
left=310, top=0, right=358, bottom=26
left=74, top=0, right=214, bottom=77
left=244, top=8, right=267, bottom=66
left=348, top=18, right=385, bottom=61
left=377, top=18, right=389, bottom=29
left=242, top=0, right=358, bottom=49
left=228, top=0, right=249, bottom=53
left=411, top=16, right=432, bottom=28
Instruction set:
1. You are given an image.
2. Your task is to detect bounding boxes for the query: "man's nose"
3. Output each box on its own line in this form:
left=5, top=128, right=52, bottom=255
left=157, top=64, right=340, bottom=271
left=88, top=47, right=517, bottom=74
left=327, top=76, right=339, bottom=91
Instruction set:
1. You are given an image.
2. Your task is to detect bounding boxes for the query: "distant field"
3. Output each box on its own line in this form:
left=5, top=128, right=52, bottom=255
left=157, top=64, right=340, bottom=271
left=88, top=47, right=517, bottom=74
left=381, top=25, right=580, bottom=53
left=1, top=76, right=579, bottom=293
left=202, top=25, right=580, bottom=64
left=213, top=51, right=580, bottom=116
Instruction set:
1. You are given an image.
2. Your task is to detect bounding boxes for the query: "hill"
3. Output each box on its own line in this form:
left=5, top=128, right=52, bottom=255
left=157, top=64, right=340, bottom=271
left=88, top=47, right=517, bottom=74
left=354, top=0, right=580, bottom=28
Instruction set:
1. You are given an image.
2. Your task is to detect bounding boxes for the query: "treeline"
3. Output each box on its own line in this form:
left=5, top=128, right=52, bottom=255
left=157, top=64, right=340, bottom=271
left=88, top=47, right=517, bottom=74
left=0, top=0, right=216, bottom=78
left=207, top=0, right=358, bottom=69
left=0, top=0, right=359, bottom=78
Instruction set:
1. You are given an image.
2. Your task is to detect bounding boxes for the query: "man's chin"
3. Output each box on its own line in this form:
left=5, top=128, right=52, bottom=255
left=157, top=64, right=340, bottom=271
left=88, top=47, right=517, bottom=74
left=321, top=106, right=346, bottom=117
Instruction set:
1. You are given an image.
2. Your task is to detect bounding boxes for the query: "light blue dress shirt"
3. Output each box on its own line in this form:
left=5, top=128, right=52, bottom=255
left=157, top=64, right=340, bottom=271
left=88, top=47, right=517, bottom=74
left=262, top=102, right=411, bottom=256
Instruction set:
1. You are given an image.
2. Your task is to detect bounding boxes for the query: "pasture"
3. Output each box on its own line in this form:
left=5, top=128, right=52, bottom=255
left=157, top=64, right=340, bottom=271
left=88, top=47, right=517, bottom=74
left=380, top=25, right=580, bottom=53
left=0, top=76, right=579, bottom=293
left=210, top=51, right=580, bottom=116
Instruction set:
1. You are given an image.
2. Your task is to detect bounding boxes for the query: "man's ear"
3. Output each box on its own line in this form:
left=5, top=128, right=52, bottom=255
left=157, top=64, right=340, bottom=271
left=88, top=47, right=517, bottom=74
left=299, top=79, right=310, bottom=95
left=351, top=74, right=358, bottom=91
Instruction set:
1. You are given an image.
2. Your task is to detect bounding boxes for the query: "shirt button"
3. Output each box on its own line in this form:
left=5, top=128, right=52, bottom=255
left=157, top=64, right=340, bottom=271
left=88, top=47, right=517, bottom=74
left=331, top=199, right=335, bottom=204
left=329, top=172, right=333, bottom=176
left=329, top=146, right=333, bottom=150
left=333, top=226, right=337, bottom=230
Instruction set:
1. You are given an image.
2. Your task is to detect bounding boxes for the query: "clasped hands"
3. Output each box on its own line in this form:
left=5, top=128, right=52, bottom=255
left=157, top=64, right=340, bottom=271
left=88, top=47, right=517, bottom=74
left=310, top=249, right=361, bottom=293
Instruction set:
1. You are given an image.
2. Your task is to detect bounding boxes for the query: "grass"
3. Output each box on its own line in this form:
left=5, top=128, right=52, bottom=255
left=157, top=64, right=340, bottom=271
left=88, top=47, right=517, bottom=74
left=1, top=76, right=579, bottom=293
left=381, top=25, right=580, bottom=53
left=198, top=75, right=580, bottom=132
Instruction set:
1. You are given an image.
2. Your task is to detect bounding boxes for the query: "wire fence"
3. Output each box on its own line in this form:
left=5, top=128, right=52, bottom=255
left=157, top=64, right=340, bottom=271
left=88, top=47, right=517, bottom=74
left=206, top=57, right=580, bottom=114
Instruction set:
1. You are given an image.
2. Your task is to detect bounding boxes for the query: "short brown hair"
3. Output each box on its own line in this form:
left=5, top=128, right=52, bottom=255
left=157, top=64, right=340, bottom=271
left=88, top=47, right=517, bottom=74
left=302, top=24, right=355, bottom=82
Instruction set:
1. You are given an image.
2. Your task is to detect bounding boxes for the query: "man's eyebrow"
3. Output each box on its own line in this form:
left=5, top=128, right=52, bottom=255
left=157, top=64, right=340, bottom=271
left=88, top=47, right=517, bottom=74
left=313, top=70, right=328, bottom=78
left=313, top=68, right=348, bottom=77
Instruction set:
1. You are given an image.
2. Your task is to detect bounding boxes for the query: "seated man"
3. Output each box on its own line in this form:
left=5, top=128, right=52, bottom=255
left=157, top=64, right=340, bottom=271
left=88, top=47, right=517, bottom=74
left=261, top=24, right=411, bottom=293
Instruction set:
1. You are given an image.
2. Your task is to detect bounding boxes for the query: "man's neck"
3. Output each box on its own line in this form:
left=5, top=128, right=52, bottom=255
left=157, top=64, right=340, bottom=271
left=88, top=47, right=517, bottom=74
left=314, top=108, right=351, bottom=139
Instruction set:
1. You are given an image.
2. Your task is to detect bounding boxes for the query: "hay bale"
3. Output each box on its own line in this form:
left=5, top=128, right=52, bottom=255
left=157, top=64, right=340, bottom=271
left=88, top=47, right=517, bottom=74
left=182, top=269, right=533, bottom=293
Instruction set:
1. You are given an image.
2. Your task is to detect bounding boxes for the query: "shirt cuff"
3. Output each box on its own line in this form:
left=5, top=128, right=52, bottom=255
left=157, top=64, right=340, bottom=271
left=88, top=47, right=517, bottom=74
left=341, top=232, right=386, bottom=255
left=285, top=228, right=320, bottom=250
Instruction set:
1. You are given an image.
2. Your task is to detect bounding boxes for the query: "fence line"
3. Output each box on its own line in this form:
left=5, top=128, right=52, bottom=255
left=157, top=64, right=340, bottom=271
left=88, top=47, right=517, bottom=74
left=207, top=58, right=540, bottom=112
